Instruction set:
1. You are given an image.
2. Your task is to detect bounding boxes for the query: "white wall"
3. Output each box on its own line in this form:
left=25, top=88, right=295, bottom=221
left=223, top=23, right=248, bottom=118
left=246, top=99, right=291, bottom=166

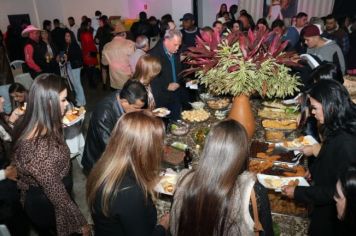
left=60, top=0, right=130, bottom=27
left=1, top=0, right=334, bottom=32
left=35, top=0, right=64, bottom=26
left=0, top=0, right=38, bottom=31
left=171, top=0, right=192, bottom=26
left=198, top=0, right=334, bottom=28
left=197, top=0, right=240, bottom=27
left=0, top=0, right=191, bottom=31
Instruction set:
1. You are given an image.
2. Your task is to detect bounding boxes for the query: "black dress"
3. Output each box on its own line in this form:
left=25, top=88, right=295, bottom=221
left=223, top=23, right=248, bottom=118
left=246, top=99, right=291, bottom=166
left=294, top=130, right=356, bottom=236
left=92, top=170, right=165, bottom=236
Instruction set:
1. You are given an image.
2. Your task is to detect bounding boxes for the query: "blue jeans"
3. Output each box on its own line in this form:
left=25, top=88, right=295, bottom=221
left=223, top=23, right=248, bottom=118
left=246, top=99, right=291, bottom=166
left=0, top=84, right=12, bottom=114
left=67, top=65, right=86, bottom=106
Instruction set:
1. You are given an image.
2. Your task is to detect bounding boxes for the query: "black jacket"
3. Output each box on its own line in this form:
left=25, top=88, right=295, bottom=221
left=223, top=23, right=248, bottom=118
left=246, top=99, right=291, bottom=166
left=81, top=92, right=124, bottom=174
left=294, top=130, right=356, bottom=236
left=92, top=170, right=165, bottom=236
left=65, top=42, right=83, bottom=69
left=148, top=41, right=182, bottom=107
left=51, top=27, right=66, bottom=52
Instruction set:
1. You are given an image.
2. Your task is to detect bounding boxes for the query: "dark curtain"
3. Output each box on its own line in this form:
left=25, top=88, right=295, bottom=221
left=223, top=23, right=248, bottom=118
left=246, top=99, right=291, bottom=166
left=333, top=0, right=356, bottom=16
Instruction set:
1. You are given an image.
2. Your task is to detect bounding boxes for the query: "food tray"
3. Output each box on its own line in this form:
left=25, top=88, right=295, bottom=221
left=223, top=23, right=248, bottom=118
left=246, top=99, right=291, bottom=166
left=264, top=128, right=299, bottom=143
left=181, top=109, right=210, bottom=122
left=262, top=119, right=298, bottom=130
left=206, top=98, right=230, bottom=110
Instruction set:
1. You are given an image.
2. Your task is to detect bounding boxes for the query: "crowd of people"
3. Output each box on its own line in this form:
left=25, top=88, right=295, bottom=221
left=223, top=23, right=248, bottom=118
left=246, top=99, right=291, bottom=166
left=0, top=3, right=355, bottom=236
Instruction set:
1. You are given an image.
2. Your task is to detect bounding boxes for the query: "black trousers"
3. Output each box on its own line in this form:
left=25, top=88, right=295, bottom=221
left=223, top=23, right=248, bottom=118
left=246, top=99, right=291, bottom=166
left=0, top=179, right=30, bottom=236
left=24, top=175, right=73, bottom=236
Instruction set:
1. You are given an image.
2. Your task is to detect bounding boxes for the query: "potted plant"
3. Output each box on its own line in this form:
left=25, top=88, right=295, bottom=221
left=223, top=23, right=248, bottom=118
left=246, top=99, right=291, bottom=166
left=183, top=30, right=301, bottom=138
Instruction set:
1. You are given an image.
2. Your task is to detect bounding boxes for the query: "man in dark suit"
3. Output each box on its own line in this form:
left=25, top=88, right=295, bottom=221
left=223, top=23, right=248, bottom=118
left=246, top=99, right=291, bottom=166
left=149, top=29, right=182, bottom=121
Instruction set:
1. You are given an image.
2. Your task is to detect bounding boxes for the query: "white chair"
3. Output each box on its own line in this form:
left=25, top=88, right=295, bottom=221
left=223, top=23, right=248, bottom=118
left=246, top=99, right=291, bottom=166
left=14, top=73, right=33, bottom=90
left=10, top=60, right=25, bottom=77
left=0, top=225, right=10, bottom=236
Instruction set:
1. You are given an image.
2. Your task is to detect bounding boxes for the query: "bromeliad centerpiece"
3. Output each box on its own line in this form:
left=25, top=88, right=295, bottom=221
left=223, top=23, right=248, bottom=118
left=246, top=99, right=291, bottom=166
left=183, top=30, right=301, bottom=138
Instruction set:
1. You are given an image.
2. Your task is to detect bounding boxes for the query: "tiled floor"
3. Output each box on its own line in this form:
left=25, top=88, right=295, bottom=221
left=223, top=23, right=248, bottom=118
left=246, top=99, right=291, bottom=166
left=72, top=77, right=111, bottom=224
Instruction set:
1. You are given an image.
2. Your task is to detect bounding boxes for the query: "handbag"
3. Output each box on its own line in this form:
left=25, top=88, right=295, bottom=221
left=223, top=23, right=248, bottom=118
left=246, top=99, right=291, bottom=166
left=250, top=188, right=264, bottom=236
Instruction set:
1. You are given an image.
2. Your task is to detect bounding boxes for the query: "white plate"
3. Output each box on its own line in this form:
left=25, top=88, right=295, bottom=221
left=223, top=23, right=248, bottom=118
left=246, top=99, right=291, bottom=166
left=257, top=174, right=309, bottom=192
left=277, top=135, right=318, bottom=151
left=153, top=107, right=171, bottom=117
left=154, top=170, right=178, bottom=196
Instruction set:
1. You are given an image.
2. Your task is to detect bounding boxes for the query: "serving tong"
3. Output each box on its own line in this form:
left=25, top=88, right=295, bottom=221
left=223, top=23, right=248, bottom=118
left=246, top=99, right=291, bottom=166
left=291, top=152, right=304, bottom=166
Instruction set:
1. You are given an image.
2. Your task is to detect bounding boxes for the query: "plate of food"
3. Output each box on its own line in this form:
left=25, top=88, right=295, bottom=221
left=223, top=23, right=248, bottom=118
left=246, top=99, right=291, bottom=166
left=63, top=107, right=86, bottom=126
left=257, top=174, right=309, bottom=191
left=190, top=101, right=205, bottom=110
left=278, top=135, right=318, bottom=150
left=169, top=120, right=190, bottom=136
left=153, top=107, right=171, bottom=117
left=199, top=93, right=214, bottom=102
left=181, top=109, right=210, bottom=122
left=154, top=170, right=178, bottom=195
left=207, top=98, right=230, bottom=110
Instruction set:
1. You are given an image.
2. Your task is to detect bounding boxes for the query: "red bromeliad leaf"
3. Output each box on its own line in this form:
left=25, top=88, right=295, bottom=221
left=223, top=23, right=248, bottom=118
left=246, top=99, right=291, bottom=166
left=247, top=29, right=255, bottom=45
left=182, top=28, right=302, bottom=77
left=180, top=67, right=200, bottom=77
left=187, top=46, right=209, bottom=54
left=249, top=33, right=270, bottom=58
left=226, top=31, right=239, bottom=46
left=200, top=32, right=212, bottom=44
left=228, top=64, right=240, bottom=72
left=195, top=36, right=209, bottom=49
left=268, top=35, right=279, bottom=55
left=239, top=35, right=248, bottom=60
left=273, top=40, right=289, bottom=57
left=211, top=31, right=221, bottom=49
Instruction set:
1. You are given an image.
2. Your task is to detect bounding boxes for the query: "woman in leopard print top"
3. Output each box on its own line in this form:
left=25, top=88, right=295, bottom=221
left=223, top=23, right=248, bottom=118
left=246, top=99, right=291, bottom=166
left=13, top=74, right=90, bottom=236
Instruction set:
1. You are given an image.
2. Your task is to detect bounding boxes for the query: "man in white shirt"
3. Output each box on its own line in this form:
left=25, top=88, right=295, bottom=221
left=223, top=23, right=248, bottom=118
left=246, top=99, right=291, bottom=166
left=294, top=12, right=308, bottom=34
left=68, top=16, right=80, bottom=43
left=129, top=35, right=149, bottom=73
left=91, top=10, right=101, bottom=36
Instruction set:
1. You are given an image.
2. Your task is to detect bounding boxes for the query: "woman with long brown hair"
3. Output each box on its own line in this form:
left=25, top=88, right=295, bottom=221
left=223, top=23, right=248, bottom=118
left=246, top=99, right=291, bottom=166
left=132, top=54, right=161, bottom=110
left=170, top=120, right=273, bottom=236
left=87, top=111, right=169, bottom=236
left=13, top=74, right=90, bottom=236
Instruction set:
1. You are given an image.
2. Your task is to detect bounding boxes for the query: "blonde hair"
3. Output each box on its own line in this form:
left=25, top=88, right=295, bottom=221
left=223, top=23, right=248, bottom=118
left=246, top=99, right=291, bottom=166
left=133, top=55, right=161, bottom=85
left=86, top=111, right=165, bottom=216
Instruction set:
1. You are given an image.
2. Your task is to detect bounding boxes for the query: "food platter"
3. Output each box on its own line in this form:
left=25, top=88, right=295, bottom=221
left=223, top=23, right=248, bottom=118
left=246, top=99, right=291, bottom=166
left=207, top=98, right=230, bottom=110
left=153, top=107, right=171, bottom=117
left=257, top=174, right=309, bottom=191
left=181, top=109, right=210, bottom=122
left=154, top=169, right=178, bottom=195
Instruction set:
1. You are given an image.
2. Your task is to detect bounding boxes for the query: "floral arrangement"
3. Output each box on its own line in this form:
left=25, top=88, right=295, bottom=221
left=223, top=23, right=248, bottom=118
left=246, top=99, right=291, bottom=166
left=183, top=30, right=301, bottom=98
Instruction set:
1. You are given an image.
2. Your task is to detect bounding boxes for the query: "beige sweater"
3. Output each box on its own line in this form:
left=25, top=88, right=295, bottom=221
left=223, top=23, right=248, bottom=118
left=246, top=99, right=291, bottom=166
left=102, top=36, right=135, bottom=89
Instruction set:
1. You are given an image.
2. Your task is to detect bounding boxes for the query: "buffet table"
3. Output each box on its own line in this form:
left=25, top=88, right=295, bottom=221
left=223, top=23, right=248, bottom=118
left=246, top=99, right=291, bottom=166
left=156, top=98, right=310, bottom=236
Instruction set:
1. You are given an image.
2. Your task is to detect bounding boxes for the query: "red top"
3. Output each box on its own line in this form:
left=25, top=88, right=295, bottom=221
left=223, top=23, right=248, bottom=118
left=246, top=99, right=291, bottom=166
left=80, top=31, right=98, bottom=66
